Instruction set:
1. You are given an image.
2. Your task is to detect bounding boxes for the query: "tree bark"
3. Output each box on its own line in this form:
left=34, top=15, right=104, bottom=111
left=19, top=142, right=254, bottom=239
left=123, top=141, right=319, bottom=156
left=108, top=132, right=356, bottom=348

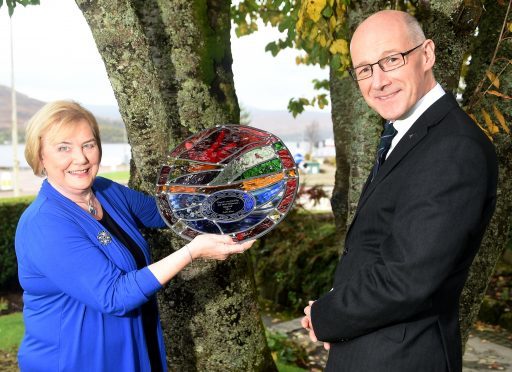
left=458, top=0, right=512, bottom=346
left=330, top=0, right=386, bottom=246
left=75, top=1, right=276, bottom=370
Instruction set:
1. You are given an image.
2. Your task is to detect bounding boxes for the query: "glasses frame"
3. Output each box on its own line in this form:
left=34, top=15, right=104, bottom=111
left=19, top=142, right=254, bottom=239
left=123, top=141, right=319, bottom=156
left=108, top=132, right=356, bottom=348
left=349, top=42, right=425, bottom=81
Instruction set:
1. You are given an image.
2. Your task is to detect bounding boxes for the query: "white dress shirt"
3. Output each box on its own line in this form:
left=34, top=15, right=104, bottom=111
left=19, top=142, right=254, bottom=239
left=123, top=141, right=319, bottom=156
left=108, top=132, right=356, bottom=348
left=387, top=83, right=445, bottom=158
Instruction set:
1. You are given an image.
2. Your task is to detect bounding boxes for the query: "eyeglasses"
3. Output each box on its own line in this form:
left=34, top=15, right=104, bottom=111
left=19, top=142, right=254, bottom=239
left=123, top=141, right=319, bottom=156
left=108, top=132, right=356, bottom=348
left=349, top=43, right=424, bottom=81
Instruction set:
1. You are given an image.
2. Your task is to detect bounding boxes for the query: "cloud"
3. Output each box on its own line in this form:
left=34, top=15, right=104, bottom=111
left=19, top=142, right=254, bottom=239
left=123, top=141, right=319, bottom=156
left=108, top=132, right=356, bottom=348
left=1, top=1, right=328, bottom=112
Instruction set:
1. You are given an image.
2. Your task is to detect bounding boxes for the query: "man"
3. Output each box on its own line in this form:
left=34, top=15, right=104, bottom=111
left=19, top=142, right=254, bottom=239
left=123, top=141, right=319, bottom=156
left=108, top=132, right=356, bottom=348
left=302, top=10, right=498, bottom=372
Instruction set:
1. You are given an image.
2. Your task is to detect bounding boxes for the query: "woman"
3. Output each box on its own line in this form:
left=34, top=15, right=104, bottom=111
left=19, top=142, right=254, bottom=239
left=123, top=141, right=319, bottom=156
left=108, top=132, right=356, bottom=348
left=15, top=101, right=253, bottom=372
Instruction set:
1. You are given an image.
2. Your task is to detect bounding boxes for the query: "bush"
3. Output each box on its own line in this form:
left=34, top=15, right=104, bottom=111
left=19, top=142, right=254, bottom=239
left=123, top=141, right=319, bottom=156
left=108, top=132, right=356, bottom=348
left=0, top=197, right=33, bottom=290
left=266, top=330, right=308, bottom=369
left=251, top=208, right=340, bottom=315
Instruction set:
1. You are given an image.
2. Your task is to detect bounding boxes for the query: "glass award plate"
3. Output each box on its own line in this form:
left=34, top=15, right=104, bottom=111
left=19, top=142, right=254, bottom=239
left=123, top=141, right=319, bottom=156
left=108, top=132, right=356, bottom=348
left=155, top=124, right=299, bottom=242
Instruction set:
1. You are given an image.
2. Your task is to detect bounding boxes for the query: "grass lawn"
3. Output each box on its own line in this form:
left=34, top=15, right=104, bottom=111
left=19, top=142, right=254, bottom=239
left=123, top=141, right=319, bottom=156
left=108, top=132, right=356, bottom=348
left=0, top=312, right=306, bottom=370
left=0, top=312, right=23, bottom=351
left=0, top=196, right=35, bottom=205
left=98, top=170, right=130, bottom=184
left=276, top=362, right=307, bottom=371
left=0, top=312, right=22, bottom=372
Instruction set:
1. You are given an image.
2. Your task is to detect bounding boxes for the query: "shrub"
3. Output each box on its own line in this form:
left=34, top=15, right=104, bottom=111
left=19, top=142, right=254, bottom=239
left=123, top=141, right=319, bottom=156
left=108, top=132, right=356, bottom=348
left=251, top=208, right=340, bottom=315
left=0, top=197, right=33, bottom=290
left=266, top=330, right=308, bottom=369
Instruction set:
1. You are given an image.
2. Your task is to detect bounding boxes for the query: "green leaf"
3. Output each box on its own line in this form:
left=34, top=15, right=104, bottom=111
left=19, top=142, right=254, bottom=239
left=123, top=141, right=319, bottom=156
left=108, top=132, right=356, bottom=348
left=312, top=79, right=330, bottom=90
left=318, top=48, right=329, bottom=66
left=288, top=98, right=309, bottom=118
left=278, top=15, right=295, bottom=33
left=265, top=41, right=280, bottom=56
left=330, top=54, right=341, bottom=71
left=322, top=6, right=333, bottom=18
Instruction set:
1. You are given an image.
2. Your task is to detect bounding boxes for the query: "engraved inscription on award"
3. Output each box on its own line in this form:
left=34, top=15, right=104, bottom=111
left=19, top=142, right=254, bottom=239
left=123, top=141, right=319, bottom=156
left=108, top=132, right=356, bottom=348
left=155, top=125, right=299, bottom=242
left=202, top=190, right=256, bottom=222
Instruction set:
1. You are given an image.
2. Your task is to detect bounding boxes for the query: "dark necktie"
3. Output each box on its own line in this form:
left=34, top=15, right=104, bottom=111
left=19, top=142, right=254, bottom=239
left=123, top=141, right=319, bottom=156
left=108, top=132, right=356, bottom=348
left=371, top=121, right=397, bottom=181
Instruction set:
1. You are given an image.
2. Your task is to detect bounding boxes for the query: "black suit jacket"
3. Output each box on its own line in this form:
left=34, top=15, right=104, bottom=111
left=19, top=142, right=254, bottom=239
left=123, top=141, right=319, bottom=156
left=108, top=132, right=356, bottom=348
left=311, top=94, right=498, bottom=372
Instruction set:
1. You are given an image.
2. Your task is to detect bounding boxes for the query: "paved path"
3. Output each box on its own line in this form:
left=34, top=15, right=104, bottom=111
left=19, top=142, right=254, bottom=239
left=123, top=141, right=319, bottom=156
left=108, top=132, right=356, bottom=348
left=266, top=318, right=512, bottom=371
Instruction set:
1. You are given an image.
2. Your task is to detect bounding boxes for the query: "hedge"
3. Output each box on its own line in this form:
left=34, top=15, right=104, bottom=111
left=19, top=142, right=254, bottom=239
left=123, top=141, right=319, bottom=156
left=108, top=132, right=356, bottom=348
left=0, top=194, right=340, bottom=310
left=250, top=208, right=340, bottom=315
left=0, top=196, right=34, bottom=290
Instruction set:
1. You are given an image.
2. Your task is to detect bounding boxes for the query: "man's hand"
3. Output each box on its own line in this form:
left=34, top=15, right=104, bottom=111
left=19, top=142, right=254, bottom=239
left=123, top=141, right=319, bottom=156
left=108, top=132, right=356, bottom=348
left=302, top=300, right=330, bottom=350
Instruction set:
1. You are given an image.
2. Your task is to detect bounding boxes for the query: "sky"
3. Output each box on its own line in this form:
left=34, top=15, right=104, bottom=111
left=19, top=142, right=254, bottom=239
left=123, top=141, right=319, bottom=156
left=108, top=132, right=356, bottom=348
left=0, top=0, right=328, bottom=112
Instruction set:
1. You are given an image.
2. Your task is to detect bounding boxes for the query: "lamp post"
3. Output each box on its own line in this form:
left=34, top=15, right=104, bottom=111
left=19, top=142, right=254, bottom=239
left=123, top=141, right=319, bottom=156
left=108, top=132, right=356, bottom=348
left=10, top=14, right=20, bottom=197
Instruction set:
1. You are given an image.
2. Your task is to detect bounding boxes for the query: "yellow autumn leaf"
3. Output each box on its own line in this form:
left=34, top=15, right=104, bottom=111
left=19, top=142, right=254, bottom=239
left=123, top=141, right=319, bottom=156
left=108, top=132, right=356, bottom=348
left=486, top=70, right=500, bottom=89
left=329, top=39, right=349, bottom=55
left=328, top=0, right=335, bottom=7
left=296, top=16, right=304, bottom=32
left=329, top=15, right=337, bottom=32
left=318, top=34, right=327, bottom=47
left=487, top=90, right=512, bottom=99
left=306, top=0, right=327, bottom=22
left=481, top=109, right=499, bottom=134
left=308, top=24, right=319, bottom=41
left=470, top=114, right=492, bottom=141
left=508, top=22, right=512, bottom=33
left=493, top=105, right=510, bottom=134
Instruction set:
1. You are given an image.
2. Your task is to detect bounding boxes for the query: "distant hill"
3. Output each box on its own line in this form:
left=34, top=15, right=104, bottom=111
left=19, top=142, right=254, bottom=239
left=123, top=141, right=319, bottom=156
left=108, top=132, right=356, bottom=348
left=0, top=85, right=333, bottom=144
left=0, top=85, right=45, bottom=132
left=248, top=106, right=333, bottom=142
left=0, top=85, right=126, bottom=143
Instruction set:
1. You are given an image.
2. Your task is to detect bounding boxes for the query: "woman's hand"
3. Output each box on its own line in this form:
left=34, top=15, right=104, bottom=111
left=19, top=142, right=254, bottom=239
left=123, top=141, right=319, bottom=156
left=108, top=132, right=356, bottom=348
left=187, top=234, right=255, bottom=261
left=149, top=234, right=255, bottom=285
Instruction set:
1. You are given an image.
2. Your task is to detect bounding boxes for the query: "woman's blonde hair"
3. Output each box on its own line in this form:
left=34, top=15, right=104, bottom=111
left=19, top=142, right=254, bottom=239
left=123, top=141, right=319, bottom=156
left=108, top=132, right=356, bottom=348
left=25, top=100, right=102, bottom=177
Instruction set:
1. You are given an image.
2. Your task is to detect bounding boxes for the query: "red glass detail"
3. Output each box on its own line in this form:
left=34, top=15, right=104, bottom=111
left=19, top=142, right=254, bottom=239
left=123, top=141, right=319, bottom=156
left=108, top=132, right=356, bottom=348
left=277, top=149, right=295, bottom=169
left=169, top=127, right=218, bottom=158
left=156, top=195, right=178, bottom=224
left=219, top=137, right=278, bottom=164
left=182, top=228, right=200, bottom=239
left=157, top=166, right=171, bottom=185
left=235, top=218, right=275, bottom=241
left=277, top=193, right=295, bottom=213
left=179, top=127, right=276, bottom=163
left=284, top=179, right=297, bottom=197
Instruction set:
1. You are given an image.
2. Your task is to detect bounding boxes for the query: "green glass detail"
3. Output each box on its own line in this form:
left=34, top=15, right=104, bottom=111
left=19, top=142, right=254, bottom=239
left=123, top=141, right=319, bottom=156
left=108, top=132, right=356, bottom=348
left=272, top=142, right=284, bottom=151
left=209, top=146, right=276, bottom=185
left=238, top=158, right=282, bottom=180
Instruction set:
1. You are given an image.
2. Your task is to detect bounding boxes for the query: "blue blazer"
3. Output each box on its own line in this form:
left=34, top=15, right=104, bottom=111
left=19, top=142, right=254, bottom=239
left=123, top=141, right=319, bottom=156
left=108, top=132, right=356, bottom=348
left=15, top=177, right=167, bottom=372
left=311, top=94, right=498, bottom=372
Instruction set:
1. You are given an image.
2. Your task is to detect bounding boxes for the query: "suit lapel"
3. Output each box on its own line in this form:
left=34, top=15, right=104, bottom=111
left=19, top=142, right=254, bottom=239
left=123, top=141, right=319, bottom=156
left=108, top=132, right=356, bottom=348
left=347, top=93, right=459, bottom=231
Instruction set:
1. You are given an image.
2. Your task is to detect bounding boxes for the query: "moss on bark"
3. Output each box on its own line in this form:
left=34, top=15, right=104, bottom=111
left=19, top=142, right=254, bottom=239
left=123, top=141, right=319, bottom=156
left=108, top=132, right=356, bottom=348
left=76, top=1, right=275, bottom=370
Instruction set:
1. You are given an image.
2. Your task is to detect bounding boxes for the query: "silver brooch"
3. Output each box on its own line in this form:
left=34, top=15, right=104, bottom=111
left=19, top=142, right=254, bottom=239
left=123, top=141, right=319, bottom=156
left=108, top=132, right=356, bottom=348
left=97, top=230, right=112, bottom=245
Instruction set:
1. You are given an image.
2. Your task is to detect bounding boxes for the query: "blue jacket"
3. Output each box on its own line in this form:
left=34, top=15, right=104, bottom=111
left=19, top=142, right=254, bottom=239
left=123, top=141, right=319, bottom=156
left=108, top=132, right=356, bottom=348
left=15, top=177, right=167, bottom=372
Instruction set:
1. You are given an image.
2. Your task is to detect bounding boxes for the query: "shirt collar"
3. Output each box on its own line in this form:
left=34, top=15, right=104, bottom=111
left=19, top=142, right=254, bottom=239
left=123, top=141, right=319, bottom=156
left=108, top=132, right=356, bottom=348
left=387, top=83, right=445, bottom=156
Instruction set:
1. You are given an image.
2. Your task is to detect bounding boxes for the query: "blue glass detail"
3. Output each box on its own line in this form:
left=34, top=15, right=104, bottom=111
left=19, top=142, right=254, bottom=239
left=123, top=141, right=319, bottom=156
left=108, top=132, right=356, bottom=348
left=243, top=193, right=256, bottom=211
left=216, top=213, right=268, bottom=234
left=251, top=181, right=285, bottom=206
left=186, top=219, right=221, bottom=234
left=255, top=191, right=284, bottom=212
left=168, top=194, right=207, bottom=209
left=173, top=205, right=204, bottom=220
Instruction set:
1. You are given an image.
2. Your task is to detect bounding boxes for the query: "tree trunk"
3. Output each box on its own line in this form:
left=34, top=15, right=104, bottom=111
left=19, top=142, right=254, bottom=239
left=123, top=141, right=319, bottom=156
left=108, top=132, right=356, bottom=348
left=330, top=0, right=386, bottom=246
left=75, top=1, right=276, bottom=370
left=458, top=0, right=512, bottom=345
